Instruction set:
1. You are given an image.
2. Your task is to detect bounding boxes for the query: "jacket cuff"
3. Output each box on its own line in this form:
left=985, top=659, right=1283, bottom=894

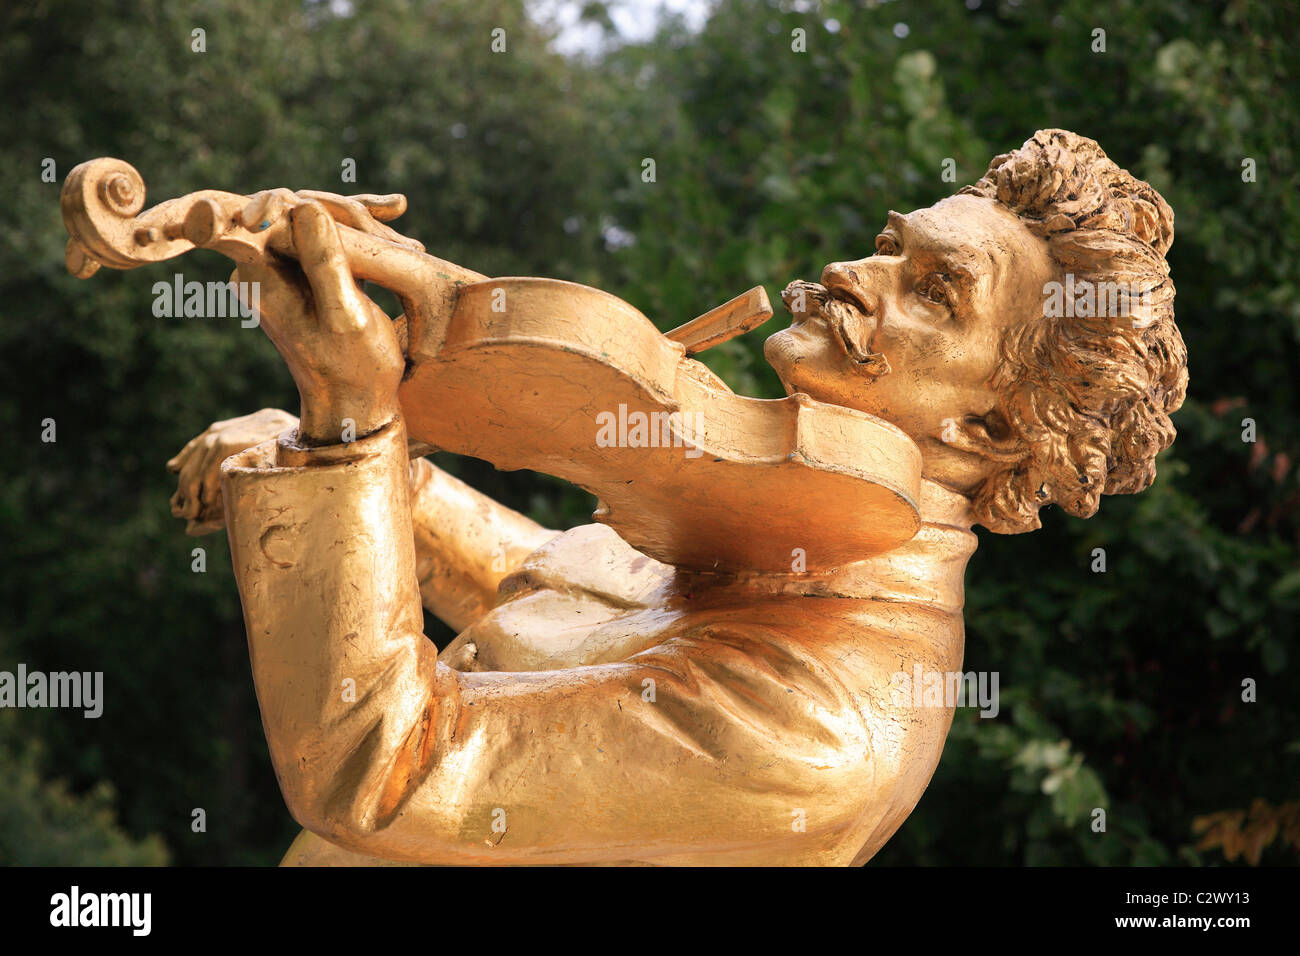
left=274, top=417, right=406, bottom=469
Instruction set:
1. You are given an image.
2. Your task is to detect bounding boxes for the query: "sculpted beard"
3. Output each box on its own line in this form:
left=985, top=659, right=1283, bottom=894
left=781, top=279, right=891, bottom=379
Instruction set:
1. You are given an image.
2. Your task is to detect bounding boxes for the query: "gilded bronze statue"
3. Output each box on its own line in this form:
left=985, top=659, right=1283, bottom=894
left=61, top=129, right=1186, bottom=865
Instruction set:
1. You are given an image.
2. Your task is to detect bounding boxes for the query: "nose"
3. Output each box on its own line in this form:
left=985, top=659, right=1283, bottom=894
left=821, top=258, right=880, bottom=316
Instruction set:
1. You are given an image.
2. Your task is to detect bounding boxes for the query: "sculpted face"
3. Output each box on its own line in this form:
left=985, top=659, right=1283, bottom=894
left=765, top=193, right=1057, bottom=491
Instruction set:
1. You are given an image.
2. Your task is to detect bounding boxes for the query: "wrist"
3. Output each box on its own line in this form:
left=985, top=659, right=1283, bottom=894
left=298, top=398, right=399, bottom=447
left=275, top=414, right=406, bottom=470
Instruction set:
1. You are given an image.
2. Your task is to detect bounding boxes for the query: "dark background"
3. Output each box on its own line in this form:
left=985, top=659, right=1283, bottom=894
left=0, top=0, right=1296, bottom=865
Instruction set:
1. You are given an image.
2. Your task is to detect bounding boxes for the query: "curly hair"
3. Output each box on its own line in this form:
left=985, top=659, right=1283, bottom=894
left=958, top=129, right=1188, bottom=533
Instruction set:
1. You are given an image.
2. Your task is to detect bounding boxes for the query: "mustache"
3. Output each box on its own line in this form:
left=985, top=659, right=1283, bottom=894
left=781, top=280, right=891, bottom=379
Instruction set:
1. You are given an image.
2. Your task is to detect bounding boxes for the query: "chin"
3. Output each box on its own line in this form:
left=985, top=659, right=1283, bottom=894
left=765, top=327, right=838, bottom=395
left=763, top=327, right=801, bottom=374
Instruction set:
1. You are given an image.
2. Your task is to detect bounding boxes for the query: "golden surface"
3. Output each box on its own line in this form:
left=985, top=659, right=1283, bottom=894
left=62, top=129, right=1185, bottom=865
left=399, top=275, right=922, bottom=571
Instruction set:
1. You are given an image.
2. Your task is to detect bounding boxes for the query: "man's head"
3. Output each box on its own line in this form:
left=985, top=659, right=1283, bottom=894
left=765, top=129, right=1186, bottom=532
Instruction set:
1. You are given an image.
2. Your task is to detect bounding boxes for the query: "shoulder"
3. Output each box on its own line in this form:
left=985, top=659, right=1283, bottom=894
left=438, top=524, right=677, bottom=672
left=497, top=522, right=674, bottom=608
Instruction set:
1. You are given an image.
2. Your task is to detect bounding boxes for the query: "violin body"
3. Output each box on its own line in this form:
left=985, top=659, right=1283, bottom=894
left=403, top=278, right=921, bottom=571
left=63, top=158, right=922, bottom=572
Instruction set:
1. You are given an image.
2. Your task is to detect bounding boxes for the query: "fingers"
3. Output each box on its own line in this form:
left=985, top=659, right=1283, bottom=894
left=166, top=432, right=203, bottom=473
left=297, top=190, right=406, bottom=221
left=186, top=514, right=227, bottom=537
left=292, top=201, right=370, bottom=333
left=351, top=193, right=407, bottom=221
left=295, top=190, right=424, bottom=252
left=188, top=482, right=225, bottom=531
left=172, top=482, right=222, bottom=524
left=169, top=488, right=195, bottom=520
left=237, top=188, right=299, bottom=234
left=182, top=456, right=227, bottom=533
left=228, top=261, right=314, bottom=347
left=168, top=428, right=226, bottom=521
left=236, top=189, right=425, bottom=259
left=193, top=431, right=229, bottom=505
left=168, top=431, right=206, bottom=518
left=172, top=440, right=213, bottom=520
left=170, top=460, right=204, bottom=520
left=234, top=189, right=435, bottom=314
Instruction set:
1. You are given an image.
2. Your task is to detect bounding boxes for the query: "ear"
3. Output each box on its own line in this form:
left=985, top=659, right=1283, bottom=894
left=940, top=412, right=1024, bottom=464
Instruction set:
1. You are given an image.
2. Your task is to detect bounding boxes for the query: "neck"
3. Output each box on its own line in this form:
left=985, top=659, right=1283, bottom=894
left=819, top=478, right=978, bottom=614
left=913, top=477, right=977, bottom=529
left=686, top=480, right=979, bottom=614
left=837, top=478, right=977, bottom=613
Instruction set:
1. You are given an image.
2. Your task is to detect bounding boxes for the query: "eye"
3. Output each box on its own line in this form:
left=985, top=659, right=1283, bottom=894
left=918, top=273, right=951, bottom=306
left=874, top=234, right=900, bottom=256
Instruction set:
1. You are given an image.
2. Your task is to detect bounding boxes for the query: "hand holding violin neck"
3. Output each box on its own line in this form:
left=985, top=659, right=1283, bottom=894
left=60, top=158, right=483, bottom=343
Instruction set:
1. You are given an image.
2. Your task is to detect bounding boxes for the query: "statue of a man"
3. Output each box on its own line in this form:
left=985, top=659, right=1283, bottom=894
left=165, top=129, right=1186, bottom=865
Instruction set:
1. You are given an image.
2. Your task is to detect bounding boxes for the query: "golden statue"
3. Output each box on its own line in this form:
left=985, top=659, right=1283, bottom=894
left=61, top=129, right=1186, bottom=865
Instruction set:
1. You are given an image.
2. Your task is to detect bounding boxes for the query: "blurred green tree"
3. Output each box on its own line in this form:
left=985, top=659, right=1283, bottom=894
left=594, top=0, right=1299, bottom=865
left=0, top=0, right=617, bottom=864
left=0, top=736, right=167, bottom=866
left=1, top=0, right=1295, bottom=866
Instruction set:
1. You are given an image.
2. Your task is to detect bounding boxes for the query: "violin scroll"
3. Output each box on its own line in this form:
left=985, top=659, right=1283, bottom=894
left=59, top=159, right=924, bottom=572
left=61, top=158, right=242, bottom=273
left=60, top=158, right=483, bottom=352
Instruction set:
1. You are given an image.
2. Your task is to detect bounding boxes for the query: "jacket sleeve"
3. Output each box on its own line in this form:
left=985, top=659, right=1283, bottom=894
left=221, top=417, right=873, bottom=865
left=407, top=455, right=557, bottom=633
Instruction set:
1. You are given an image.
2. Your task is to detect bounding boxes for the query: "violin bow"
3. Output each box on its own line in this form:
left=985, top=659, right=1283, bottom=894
left=664, top=286, right=773, bottom=355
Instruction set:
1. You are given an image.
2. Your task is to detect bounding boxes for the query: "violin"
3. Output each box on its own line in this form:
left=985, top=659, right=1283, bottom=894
left=62, top=158, right=922, bottom=572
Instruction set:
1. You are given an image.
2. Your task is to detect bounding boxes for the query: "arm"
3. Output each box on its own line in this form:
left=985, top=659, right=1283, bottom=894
left=168, top=410, right=556, bottom=632
left=217, top=194, right=875, bottom=865
left=168, top=190, right=557, bottom=630
left=223, top=415, right=872, bottom=865
left=408, top=456, right=557, bottom=632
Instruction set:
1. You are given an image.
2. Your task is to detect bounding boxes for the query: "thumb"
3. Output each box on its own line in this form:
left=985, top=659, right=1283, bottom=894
left=292, top=201, right=370, bottom=334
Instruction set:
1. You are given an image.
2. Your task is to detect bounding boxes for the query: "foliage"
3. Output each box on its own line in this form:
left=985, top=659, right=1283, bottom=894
left=0, top=0, right=1294, bottom=864
left=0, top=0, right=612, bottom=865
left=0, top=733, right=167, bottom=866
left=1194, top=799, right=1300, bottom=865
left=597, top=0, right=1299, bottom=866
